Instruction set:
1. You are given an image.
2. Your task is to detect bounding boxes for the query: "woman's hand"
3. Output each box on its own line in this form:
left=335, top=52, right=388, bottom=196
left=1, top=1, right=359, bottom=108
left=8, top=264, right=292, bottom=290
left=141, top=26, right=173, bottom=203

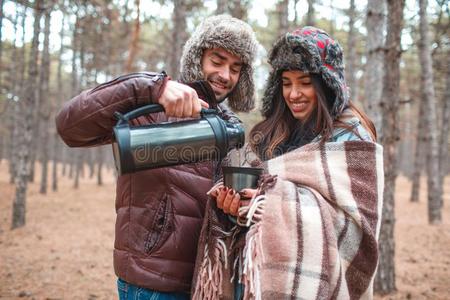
left=208, top=185, right=238, bottom=214
left=240, top=188, right=257, bottom=199
left=208, top=185, right=258, bottom=216
left=215, top=187, right=241, bottom=216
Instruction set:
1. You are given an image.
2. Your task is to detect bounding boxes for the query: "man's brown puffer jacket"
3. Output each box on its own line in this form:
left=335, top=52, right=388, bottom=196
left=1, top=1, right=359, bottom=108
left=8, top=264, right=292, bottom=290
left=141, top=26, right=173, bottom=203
left=56, top=72, right=235, bottom=293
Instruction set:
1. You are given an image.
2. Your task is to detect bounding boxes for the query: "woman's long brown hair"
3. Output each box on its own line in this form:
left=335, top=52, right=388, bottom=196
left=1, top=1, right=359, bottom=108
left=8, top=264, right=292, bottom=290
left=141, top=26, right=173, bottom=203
left=250, top=73, right=377, bottom=160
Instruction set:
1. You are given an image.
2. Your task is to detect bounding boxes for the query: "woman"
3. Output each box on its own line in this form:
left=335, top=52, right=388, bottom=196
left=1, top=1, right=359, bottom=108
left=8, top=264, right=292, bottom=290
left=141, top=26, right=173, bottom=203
left=193, top=27, right=384, bottom=300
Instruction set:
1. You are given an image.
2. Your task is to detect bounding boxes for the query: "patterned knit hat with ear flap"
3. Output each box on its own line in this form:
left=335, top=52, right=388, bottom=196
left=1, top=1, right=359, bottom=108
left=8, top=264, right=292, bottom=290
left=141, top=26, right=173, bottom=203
left=261, top=26, right=349, bottom=118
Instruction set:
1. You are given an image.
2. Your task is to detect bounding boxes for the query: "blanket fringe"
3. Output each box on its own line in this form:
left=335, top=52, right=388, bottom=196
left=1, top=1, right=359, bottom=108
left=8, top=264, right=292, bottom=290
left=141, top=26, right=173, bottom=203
left=192, top=225, right=236, bottom=300
left=193, top=240, right=226, bottom=300
left=234, top=194, right=265, bottom=299
left=241, top=221, right=264, bottom=300
left=238, top=194, right=266, bottom=227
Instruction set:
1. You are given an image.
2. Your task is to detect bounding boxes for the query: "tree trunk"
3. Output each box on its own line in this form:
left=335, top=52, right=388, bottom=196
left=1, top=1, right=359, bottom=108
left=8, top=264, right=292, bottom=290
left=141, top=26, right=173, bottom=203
left=293, top=0, right=300, bottom=26
left=364, top=0, right=385, bottom=136
left=410, top=96, right=427, bottom=202
left=61, top=150, right=67, bottom=176
left=438, top=56, right=450, bottom=180
left=124, top=0, right=140, bottom=73
left=229, top=0, right=248, bottom=21
left=97, top=147, right=104, bottom=186
left=418, top=0, right=441, bottom=224
left=374, top=0, right=405, bottom=294
left=306, top=0, right=315, bottom=26
left=52, top=138, right=58, bottom=191
left=28, top=10, right=44, bottom=183
left=346, top=0, right=358, bottom=102
left=121, top=0, right=131, bottom=40
left=74, top=151, right=83, bottom=189
left=74, top=3, right=89, bottom=186
left=277, top=0, right=289, bottom=36
left=216, top=0, right=228, bottom=14
left=328, top=1, right=335, bottom=36
left=0, top=0, right=4, bottom=92
left=52, top=13, right=66, bottom=191
left=39, top=9, right=52, bottom=194
left=8, top=5, right=22, bottom=184
left=89, top=150, right=95, bottom=178
left=168, top=0, right=188, bottom=79
left=69, top=154, right=74, bottom=179
left=398, top=98, right=414, bottom=177
left=71, top=14, right=79, bottom=97
left=0, top=133, right=3, bottom=162
left=10, top=97, right=20, bottom=185
left=12, top=0, right=43, bottom=229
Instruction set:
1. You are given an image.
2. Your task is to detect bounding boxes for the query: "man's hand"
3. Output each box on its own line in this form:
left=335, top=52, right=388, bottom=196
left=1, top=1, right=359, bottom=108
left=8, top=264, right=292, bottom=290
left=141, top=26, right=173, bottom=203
left=157, top=80, right=209, bottom=118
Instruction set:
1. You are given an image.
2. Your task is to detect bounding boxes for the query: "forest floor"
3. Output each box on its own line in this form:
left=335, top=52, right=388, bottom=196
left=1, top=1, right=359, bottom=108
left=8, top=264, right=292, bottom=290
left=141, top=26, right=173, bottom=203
left=0, top=160, right=449, bottom=299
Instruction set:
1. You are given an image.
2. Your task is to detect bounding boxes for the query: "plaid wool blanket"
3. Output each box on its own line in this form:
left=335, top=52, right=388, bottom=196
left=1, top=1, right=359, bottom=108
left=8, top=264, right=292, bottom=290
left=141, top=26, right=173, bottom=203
left=192, top=141, right=384, bottom=300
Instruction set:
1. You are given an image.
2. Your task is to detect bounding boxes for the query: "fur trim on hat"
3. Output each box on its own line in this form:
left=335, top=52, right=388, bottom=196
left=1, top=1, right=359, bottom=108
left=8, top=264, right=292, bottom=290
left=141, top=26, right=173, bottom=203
left=261, top=27, right=349, bottom=118
left=179, top=14, right=258, bottom=112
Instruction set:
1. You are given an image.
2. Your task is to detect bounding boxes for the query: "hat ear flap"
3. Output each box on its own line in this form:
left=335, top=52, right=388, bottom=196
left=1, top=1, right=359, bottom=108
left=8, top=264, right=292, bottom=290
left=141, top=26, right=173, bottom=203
left=268, top=35, right=289, bottom=65
left=320, top=65, right=348, bottom=116
left=261, top=70, right=281, bottom=117
left=324, top=42, right=344, bottom=71
left=227, top=65, right=255, bottom=112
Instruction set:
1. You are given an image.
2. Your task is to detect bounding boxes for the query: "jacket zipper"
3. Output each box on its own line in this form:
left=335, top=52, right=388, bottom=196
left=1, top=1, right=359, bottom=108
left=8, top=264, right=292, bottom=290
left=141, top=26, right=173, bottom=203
left=144, top=194, right=171, bottom=254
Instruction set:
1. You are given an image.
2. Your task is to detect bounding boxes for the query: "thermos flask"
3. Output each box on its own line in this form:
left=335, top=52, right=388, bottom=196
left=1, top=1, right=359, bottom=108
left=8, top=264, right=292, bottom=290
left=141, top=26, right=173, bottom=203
left=112, top=104, right=245, bottom=175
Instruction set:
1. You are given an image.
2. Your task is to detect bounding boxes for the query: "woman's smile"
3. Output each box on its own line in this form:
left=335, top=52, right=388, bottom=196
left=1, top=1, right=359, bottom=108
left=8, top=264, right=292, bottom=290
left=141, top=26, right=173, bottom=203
left=282, top=70, right=318, bottom=122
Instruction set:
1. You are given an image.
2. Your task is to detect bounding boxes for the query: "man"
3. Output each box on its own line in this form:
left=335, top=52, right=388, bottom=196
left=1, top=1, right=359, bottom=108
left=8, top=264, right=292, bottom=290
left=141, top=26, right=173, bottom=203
left=56, top=15, right=258, bottom=299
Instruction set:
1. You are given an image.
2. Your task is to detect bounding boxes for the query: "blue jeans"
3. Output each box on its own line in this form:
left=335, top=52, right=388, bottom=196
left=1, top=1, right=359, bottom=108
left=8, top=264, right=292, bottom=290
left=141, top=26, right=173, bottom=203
left=117, top=278, right=190, bottom=300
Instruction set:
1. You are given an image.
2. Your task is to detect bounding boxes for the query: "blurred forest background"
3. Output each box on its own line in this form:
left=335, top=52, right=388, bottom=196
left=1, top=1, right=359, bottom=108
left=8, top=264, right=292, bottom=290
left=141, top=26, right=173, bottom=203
left=0, top=0, right=449, bottom=299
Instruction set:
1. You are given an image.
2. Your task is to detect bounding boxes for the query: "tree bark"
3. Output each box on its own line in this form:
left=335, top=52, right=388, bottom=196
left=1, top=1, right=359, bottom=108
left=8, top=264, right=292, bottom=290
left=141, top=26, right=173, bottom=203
left=52, top=13, right=66, bottom=192
left=374, top=0, right=405, bottom=294
left=39, top=9, right=52, bottom=194
left=216, top=0, right=228, bottom=14
left=124, top=0, right=140, bottom=73
left=168, top=0, right=187, bottom=79
left=364, top=0, right=385, bottom=136
left=410, top=96, right=427, bottom=202
left=306, top=0, right=315, bottom=26
left=52, top=137, right=58, bottom=191
left=69, top=155, right=74, bottom=179
left=277, top=0, right=289, bottom=37
left=89, top=150, right=95, bottom=179
left=71, top=13, right=79, bottom=97
left=97, top=147, right=104, bottom=186
left=229, top=0, right=248, bottom=21
left=439, top=55, right=450, bottom=179
left=328, top=1, right=335, bottom=36
left=28, top=3, right=44, bottom=183
left=73, top=4, right=87, bottom=189
left=8, top=5, right=22, bottom=184
left=346, top=0, right=358, bottom=102
left=0, top=0, right=4, bottom=92
left=121, top=0, right=131, bottom=40
left=12, top=0, right=43, bottom=229
left=293, top=0, right=300, bottom=26
left=74, top=151, right=83, bottom=189
left=418, top=0, right=442, bottom=224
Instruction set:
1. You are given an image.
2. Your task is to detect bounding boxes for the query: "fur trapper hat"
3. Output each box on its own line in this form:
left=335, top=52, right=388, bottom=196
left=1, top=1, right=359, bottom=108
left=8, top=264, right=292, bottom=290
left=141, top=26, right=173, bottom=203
left=261, top=27, right=349, bottom=118
left=180, top=14, right=258, bottom=112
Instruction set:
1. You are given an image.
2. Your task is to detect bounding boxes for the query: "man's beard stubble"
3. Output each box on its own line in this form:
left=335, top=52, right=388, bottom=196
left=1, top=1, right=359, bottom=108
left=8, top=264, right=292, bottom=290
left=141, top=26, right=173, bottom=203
left=206, top=74, right=233, bottom=102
